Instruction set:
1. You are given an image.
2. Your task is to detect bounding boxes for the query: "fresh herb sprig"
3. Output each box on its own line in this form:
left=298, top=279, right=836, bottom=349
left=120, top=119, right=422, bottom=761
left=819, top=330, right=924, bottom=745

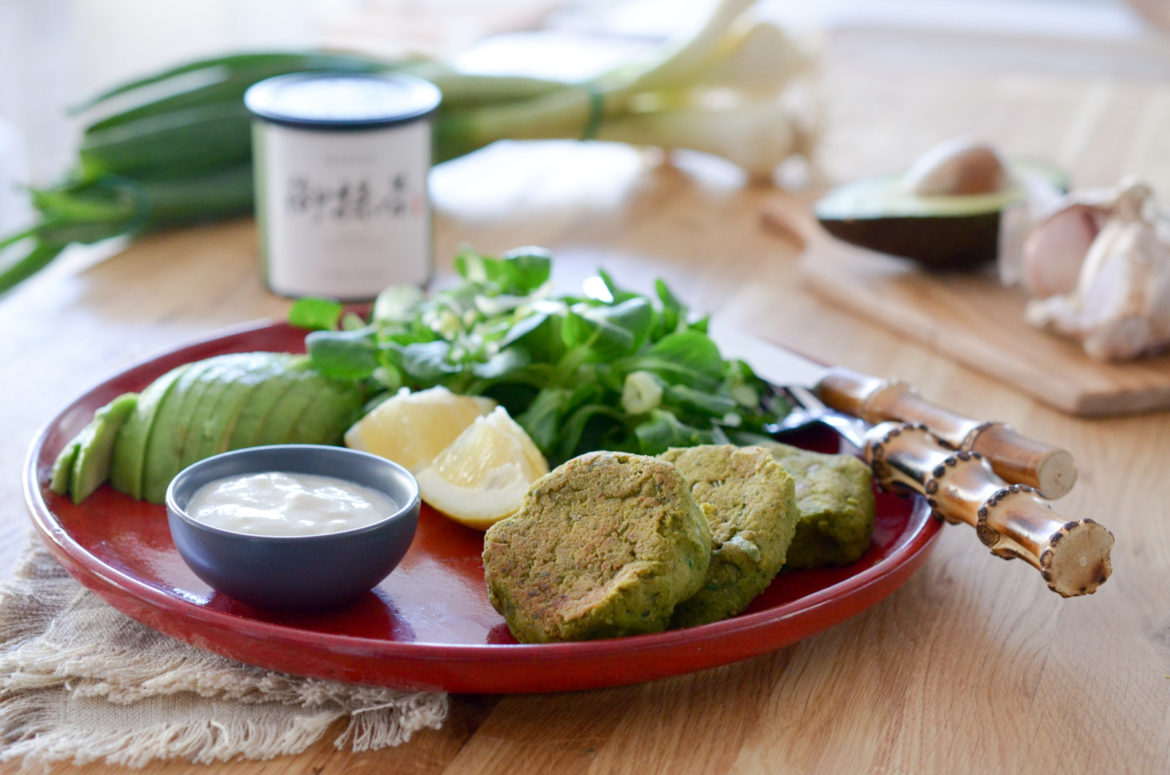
left=289, top=248, right=790, bottom=465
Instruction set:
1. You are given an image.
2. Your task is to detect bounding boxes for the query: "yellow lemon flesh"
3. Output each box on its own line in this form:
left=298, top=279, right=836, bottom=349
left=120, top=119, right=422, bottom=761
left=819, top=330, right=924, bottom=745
left=344, top=386, right=496, bottom=473
left=416, top=406, right=549, bottom=530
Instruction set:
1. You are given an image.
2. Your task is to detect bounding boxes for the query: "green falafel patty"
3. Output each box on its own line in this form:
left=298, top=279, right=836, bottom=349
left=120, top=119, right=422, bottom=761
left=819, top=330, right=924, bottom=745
left=661, top=445, right=797, bottom=628
left=482, top=451, right=711, bottom=643
left=760, top=441, right=876, bottom=569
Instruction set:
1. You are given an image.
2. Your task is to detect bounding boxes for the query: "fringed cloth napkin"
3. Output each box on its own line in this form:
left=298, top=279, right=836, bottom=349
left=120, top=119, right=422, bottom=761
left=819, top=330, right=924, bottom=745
left=0, top=537, right=448, bottom=769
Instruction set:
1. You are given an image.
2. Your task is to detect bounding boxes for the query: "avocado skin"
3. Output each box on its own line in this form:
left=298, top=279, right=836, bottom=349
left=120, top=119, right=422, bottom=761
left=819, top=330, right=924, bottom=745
left=813, top=160, right=1066, bottom=270
left=817, top=211, right=1003, bottom=270
left=70, top=393, right=139, bottom=503
left=110, top=364, right=193, bottom=500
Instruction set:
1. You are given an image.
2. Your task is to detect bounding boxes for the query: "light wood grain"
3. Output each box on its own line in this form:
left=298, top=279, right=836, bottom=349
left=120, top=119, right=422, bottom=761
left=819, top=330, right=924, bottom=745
left=2, top=25, right=1169, bottom=775
left=796, top=222, right=1170, bottom=416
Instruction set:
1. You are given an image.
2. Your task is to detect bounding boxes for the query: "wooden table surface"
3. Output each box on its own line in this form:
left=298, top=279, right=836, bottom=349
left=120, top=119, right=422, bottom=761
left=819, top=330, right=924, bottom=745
left=2, top=27, right=1168, bottom=774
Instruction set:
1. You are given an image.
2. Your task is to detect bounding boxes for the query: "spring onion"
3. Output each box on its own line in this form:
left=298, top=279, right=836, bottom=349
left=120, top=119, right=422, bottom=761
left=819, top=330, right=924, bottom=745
left=0, top=0, right=817, bottom=295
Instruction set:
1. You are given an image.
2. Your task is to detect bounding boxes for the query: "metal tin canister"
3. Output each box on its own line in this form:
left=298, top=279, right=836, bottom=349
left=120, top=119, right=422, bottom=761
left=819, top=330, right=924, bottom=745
left=244, top=72, right=441, bottom=300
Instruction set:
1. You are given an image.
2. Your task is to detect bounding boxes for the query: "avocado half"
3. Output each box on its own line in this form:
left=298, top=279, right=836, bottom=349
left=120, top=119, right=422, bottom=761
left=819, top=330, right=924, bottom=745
left=814, top=160, right=1067, bottom=270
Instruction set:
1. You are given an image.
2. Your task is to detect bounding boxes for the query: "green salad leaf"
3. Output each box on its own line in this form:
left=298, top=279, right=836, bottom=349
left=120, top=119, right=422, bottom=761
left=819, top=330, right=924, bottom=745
left=291, top=248, right=790, bottom=465
left=286, top=297, right=344, bottom=331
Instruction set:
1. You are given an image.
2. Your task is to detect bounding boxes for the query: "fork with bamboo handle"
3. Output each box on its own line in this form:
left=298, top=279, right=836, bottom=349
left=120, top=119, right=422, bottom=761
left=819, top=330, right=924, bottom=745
left=819, top=368, right=1077, bottom=499
left=712, top=328, right=1079, bottom=499
left=866, top=422, right=1113, bottom=597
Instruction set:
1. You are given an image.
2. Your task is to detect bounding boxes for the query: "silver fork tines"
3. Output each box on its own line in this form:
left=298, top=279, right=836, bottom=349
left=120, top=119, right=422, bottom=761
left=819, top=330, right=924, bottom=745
left=767, top=384, right=869, bottom=450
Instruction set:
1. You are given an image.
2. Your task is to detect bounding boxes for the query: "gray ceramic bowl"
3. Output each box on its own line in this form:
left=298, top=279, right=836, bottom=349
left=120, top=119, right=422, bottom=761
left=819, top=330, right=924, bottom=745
left=166, top=444, right=419, bottom=611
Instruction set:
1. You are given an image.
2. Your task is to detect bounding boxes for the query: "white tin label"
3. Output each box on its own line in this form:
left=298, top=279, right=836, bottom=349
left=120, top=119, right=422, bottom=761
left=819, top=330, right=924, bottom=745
left=256, top=121, right=432, bottom=300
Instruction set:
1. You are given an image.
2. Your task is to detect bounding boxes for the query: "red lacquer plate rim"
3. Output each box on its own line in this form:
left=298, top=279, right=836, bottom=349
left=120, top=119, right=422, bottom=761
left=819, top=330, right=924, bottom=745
left=23, top=319, right=942, bottom=694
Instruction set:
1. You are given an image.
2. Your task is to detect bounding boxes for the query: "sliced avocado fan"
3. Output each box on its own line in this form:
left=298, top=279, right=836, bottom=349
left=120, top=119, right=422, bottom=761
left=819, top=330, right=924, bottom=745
left=53, top=351, right=369, bottom=506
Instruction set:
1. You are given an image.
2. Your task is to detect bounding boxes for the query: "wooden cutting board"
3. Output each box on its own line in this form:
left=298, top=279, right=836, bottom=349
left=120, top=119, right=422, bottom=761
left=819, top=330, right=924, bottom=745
left=761, top=196, right=1170, bottom=417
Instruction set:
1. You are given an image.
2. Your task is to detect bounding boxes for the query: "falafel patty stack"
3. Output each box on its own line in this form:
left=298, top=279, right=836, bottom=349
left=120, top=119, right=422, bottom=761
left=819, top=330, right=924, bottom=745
left=661, top=445, right=798, bottom=628
left=483, top=451, right=711, bottom=643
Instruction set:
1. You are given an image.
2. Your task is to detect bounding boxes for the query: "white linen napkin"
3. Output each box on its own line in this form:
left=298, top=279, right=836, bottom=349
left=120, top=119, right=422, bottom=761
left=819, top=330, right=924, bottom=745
left=0, top=536, right=448, bottom=769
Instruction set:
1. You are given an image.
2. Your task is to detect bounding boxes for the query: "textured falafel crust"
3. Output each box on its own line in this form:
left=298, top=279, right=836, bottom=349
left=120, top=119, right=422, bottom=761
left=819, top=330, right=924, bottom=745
left=760, top=441, right=876, bottom=570
left=482, top=451, right=711, bottom=643
left=661, top=445, right=797, bottom=628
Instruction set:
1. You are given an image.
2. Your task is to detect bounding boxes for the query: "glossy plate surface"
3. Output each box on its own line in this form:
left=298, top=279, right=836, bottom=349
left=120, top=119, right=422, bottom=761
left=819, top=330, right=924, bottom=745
left=24, top=320, right=941, bottom=694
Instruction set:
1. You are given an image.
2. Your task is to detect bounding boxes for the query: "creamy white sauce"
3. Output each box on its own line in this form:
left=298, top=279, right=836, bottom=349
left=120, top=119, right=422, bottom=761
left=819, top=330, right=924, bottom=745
left=186, top=471, right=397, bottom=537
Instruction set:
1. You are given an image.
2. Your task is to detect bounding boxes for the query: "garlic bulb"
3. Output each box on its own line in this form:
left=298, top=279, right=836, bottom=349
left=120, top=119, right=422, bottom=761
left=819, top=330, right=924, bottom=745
left=1024, top=179, right=1170, bottom=361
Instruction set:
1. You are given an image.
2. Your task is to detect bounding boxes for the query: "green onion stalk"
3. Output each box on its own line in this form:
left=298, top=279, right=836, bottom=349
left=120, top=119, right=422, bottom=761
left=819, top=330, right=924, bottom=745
left=0, top=0, right=818, bottom=295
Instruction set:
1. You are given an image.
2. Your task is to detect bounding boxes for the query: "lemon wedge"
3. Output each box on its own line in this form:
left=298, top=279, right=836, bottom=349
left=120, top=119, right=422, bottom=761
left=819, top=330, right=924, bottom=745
left=344, top=386, right=496, bottom=472
left=416, top=406, right=549, bottom=530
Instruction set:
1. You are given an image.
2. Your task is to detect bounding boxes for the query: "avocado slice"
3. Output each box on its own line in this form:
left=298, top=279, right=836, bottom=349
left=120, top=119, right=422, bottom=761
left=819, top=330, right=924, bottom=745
left=190, top=353, right=296, bottom=460
left=141, top=357, right=236, bottom=502
left=285, top=374, right=366, bottom=445
left=173, top=355, right=257, bottom=464
left=110, top=363, right=193, bottom=500
left=49, top=440, right=80, bottom=496
left=142, top=352, right=284, bottom=502
left=226, top=353, right=307, bottom=449
left=68, top=393, right=139, bottom=503
left=814, top=158, right=1066, bottom=270
left=137, top=358, right=219, bottom=502
left=252, top=365, right=324, bottom=446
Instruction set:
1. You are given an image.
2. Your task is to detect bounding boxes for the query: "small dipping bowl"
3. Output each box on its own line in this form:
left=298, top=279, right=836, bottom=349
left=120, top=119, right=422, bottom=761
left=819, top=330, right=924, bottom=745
left=166, top=444, right=419, bottom=611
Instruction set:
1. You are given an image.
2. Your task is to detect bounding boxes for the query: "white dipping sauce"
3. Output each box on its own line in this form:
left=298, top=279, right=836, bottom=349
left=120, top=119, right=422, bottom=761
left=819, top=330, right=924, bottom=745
left=186, top=471, right=397, bottom=536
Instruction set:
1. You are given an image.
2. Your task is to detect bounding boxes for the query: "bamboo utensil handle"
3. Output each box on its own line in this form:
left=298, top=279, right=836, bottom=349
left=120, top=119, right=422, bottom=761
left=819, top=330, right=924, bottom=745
left=819, top=367, right=1077, bottom=498
left=866, top=422, right=1112, bottom=597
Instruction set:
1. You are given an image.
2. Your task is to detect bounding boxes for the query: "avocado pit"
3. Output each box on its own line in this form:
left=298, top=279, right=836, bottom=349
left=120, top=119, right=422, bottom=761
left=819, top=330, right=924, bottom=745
left=904, top=138, right=1008, bottom=196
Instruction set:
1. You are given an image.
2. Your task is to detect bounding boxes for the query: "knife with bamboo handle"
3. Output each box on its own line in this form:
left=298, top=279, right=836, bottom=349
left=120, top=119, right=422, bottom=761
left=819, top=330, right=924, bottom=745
left=865, top=422, right=1112, bottom=597
left=713, top=327, right=1078, bottom=498
left=819, top=369, right=1076, bottom=499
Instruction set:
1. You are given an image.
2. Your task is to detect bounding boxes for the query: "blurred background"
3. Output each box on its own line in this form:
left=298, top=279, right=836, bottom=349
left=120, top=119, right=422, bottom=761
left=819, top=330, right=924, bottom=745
left=1, top=0, right=1168, bottom=234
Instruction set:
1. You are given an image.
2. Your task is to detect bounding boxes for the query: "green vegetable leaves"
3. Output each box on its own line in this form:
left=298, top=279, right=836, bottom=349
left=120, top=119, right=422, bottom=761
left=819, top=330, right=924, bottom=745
left=288, top=297, right=344, bottom=331
left=638, top=330, right=724, bottom=387
left=563, top=298, right=653, bottom=359
left=455, top=246, right=551, bottom=295
left=290, top=248, right=789, bottom=465
left=305, top=328, right=379, bottom=381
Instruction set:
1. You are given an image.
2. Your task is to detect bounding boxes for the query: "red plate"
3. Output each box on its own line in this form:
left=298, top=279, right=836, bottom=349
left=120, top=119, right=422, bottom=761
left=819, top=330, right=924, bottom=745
left=23, top=320, right=941, bottom=694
